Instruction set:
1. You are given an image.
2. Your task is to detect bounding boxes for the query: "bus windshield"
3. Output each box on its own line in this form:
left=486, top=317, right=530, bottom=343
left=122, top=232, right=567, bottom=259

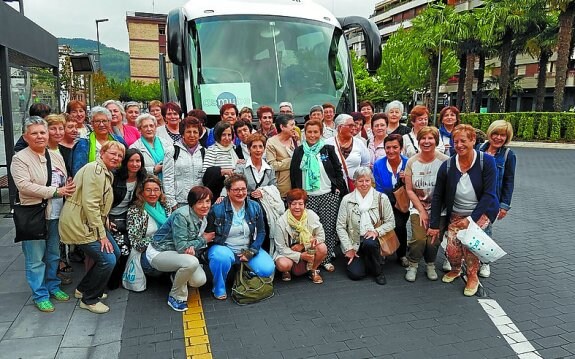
left=188, top=16, right=353, bottom=118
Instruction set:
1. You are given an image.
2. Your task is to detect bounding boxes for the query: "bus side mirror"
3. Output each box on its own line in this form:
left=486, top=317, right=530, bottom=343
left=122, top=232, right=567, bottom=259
left=167, top=9, right=186, bottom=66
left=338, top=16, right=382, bottom=75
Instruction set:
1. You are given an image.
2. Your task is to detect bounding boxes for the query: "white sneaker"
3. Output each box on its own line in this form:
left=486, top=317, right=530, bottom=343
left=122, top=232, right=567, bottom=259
left=442, top=260, right=452, bottom=272
left=405, top=264, right=417, bottom=282
left=426, top=263, right=438, bottom=281
left=479, top=263, right=491, bottom=278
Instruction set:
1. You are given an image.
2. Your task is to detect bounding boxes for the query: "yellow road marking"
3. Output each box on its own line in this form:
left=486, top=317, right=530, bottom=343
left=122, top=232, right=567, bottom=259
left=184, top=288, right=212, bottom=359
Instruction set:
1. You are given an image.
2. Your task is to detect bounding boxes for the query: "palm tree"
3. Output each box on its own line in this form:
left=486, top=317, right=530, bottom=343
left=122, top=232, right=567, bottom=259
left=481, top=0, right=543, bottom=112
left=525, top=13, right=558, bottom=111
left=550, top=0, right=575, bottom=111
left=411, top=4, right=456, bottom=115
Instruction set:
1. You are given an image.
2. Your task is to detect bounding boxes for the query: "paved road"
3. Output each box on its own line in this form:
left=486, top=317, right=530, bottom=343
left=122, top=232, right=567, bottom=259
left=117, top=147, right=575, bottom=359
left=0, top=147, right=572, bottom=359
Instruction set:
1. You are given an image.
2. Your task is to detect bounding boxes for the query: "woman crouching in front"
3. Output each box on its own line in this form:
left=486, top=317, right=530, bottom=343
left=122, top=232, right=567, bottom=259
left=337, top=167, right=395, bottom=285
left=274, top=189, right=327, bottom=284
left=205, top=173, right=275, bottom=300
left=147, top=186, right=212, bottom=311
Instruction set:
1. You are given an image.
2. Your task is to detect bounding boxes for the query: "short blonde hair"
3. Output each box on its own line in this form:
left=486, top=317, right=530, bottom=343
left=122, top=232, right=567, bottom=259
left=45, top=114, right=66, bottom=127
left=486, top=120, right=513, bottom=145
left=101, top=141, right=126, bottom=157
left=452, top=124, right=476, bottom=142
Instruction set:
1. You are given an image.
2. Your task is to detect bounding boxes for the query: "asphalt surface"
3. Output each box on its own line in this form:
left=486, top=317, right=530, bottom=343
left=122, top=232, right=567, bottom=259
left=117, top=146, right=575, bottom=359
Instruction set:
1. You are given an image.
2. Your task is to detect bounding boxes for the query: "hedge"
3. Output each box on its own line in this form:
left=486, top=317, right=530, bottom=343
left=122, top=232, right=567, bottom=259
left=460, top=112, right=575, bottom=142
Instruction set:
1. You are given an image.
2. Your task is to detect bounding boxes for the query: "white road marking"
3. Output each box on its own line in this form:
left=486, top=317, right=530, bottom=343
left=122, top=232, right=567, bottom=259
left=478, top=298, right=542, bottom=358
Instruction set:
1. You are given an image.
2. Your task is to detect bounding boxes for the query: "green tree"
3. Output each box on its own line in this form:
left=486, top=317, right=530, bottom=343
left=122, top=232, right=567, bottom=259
left=525, top=13, right=558, bottom=111
left=351, top=51, right=386, bottom=104
left=411, top=4, right=457, bottom=112
left=549, top=0, right=575, bottom=111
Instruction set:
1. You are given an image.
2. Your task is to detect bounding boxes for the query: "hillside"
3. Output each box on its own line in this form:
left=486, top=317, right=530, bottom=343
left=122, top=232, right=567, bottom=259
left=58, top=38, right=130, bottom=81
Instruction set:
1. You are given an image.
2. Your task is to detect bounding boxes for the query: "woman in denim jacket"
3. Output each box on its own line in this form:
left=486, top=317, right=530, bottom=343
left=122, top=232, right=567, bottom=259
left=147, top=186, right=213, bottom=311
left=477, top=120, right=516, bottom=278
left=205, top=173, right=275, bottom=300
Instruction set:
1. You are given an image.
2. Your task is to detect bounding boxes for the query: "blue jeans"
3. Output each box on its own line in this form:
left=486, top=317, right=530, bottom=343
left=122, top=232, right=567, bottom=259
left=77, top=232, right=120, bottom=305
left=208, top=245, right=275, bottom=298
left=21, top=219, right=61, bottom=303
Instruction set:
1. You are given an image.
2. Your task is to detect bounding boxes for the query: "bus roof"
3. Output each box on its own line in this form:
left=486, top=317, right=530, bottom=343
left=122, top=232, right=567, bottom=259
left=180, top=0, right=341, bottom=28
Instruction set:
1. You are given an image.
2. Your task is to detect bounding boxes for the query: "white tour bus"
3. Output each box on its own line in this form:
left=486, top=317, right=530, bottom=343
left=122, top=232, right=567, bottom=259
left=165, top=0, right=381, bottom=126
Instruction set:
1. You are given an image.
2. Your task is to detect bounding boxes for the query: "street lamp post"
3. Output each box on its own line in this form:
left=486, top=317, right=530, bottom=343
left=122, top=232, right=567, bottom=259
left=95, top=18, right=109, bottom=71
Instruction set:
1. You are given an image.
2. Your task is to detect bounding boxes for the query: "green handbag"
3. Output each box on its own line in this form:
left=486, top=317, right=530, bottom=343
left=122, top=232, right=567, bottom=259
left=231, top=262, right=274, bottom=305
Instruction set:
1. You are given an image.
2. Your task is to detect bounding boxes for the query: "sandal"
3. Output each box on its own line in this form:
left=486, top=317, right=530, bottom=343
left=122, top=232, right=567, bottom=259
left=281, top=272, right=292, bottom=282
left=309, top=270, right=323, bottom=284
left=59, top=260, right=73, bottom=273
left=212, top=293, right=227, bottom=301
left=323, top=263, right=335, bottom=272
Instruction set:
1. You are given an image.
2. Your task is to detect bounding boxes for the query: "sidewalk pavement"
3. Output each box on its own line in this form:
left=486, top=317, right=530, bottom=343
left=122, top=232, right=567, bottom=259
left=0, top=218, right=128, bottom=359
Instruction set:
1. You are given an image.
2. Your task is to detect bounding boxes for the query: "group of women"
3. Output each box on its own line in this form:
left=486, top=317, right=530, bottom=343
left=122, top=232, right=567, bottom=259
left=12, top=98, right=516, bottom=315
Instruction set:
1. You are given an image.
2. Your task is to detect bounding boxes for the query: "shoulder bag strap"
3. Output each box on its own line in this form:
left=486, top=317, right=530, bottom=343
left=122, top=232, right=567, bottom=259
left=407, top=133, right=419, bottom=153
left=334, top=138, right=351, bottom=179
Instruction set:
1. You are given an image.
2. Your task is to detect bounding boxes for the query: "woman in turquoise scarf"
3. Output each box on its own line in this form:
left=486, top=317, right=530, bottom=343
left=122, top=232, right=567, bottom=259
left=130, top=114, right=177, bottom=207
left=126, top=176, right=172, bottom=275
left=290, top=119, right=347, bottom=273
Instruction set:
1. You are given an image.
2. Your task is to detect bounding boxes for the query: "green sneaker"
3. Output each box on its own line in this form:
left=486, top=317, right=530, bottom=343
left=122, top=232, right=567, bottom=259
left=51, top=289, right=70, bottom=301
left=36, top=300, right=55, bottom=312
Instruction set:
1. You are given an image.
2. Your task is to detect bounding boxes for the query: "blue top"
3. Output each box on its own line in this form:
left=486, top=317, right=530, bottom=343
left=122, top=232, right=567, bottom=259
left=373, top=155, right=408, bottom=205
left=71, top=134, right=127, bottom=176
left=478, top=142, right=516, bottom=211
left=430, top=150, right=499, bottom=229
left=205, top=197, right=265, bottom=256
left=151, top=206, right=205, bottom=253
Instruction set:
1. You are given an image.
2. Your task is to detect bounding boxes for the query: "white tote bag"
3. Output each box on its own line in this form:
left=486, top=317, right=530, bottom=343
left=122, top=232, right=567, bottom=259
left=457, top=216, right=507, bottom=263
left=122, top=250, right=147, bottom=292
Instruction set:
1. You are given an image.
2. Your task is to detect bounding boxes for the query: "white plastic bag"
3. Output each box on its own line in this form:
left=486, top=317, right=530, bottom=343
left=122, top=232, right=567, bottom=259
left=457, top=216, right=507, bottom=263
left=122, top=250, right=147, bottom=292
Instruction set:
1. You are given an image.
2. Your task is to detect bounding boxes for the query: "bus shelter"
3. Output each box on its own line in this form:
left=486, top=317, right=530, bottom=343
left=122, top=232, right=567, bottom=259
left=0, top=1, right=59, bottom=210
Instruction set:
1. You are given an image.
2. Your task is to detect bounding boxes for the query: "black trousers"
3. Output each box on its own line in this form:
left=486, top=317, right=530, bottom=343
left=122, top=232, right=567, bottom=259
left=393, top=207, right=410, bottom=259
left=346, top=238, right=383, bottom=280
left=203, top=166, right=225, bottom=201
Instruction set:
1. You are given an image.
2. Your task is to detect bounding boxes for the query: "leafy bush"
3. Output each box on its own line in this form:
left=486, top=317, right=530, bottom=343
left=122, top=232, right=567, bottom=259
left=460, top=112, right=575, bottom=142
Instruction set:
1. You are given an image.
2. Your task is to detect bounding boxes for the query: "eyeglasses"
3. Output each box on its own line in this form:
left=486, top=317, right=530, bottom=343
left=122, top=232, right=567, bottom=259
left=230, top=187, right=247, bottom=193
left=342, top=123, right=355, bottom=128
left=93, top=120, right=109, bottom=125
left=144, top=188, right=161, bottom=194
left=261, top=116, right=273, bottom=119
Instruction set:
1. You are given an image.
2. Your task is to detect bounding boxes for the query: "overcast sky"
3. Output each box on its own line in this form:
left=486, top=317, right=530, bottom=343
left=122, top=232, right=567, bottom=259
left=9, top=0, right=377, bottom=52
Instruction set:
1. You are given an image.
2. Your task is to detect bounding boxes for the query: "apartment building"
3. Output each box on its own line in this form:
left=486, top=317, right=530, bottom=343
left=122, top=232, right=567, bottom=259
left=126, top=11, right=170, bottom=83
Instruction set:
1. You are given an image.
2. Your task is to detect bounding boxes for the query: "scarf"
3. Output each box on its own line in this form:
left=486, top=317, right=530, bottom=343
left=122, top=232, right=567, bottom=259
left=88, top=131, right=114, bottom=163
left=144, top=202, right=168, bottom=227
left=300, top=139, right=325, bottom=192
left=439, top=125, right=455, bottom=155
left=287, top=209, right=312, bottom=247
left=185, top=142, right=200, bottom=155
left=142, top=136, right=165, bottom=180
left=215, top=142, right=239, bottom=167
left=355, top=187, right=375, bottom=236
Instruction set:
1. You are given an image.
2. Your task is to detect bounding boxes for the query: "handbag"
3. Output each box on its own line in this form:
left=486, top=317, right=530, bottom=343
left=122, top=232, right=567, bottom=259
left=13, top=150, right=52, bottom=243
left=231, top=262, right=274, bottom=305
left=393, top=182, right=410, bottom=213
left=122, top=250, right=147, bottom=292
left=457, top=216, right=507, bottom=263
left=373, top=194, right=400, bottom=257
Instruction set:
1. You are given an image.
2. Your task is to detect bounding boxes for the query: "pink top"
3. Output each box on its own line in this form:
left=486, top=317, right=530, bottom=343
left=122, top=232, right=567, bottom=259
left=122, top=125, right=141, bottom=147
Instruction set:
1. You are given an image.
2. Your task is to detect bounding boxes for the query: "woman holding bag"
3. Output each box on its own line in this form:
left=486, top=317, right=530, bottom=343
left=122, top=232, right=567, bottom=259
left=336, top=167, right=394, bottom=285
left=373, top=134, right=410, bottom=267
left=11, top=117, right=76, bottom=312
left=429, top=124, right=499, bottom=297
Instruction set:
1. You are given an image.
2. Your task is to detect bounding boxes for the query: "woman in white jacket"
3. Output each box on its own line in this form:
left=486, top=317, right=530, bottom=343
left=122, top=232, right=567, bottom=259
left=336, top=167, right=395, bottom=285
left=162, top=117, right=205, bottom=207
